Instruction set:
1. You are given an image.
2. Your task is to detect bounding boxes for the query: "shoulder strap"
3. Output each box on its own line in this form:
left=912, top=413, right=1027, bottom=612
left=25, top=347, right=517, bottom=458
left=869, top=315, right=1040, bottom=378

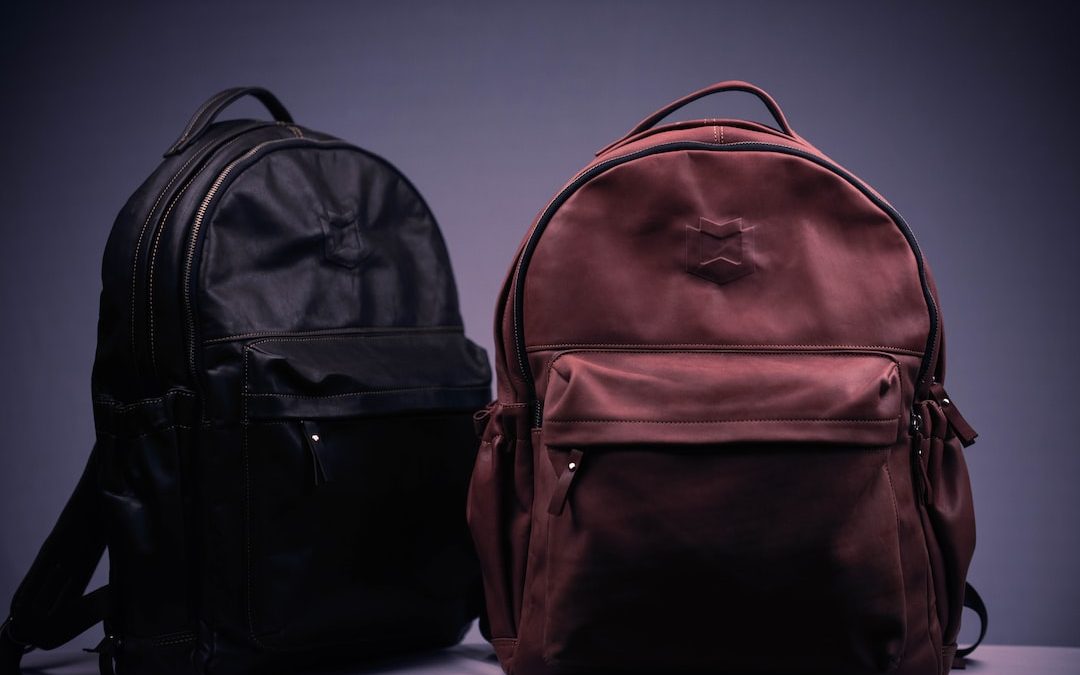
left=1, top=445, right=111, bottom=675
left=952, top=582, right=988, bottom=668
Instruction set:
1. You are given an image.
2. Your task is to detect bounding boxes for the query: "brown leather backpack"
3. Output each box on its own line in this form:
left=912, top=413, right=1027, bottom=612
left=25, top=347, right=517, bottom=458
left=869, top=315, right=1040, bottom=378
left=468, top=81, right=985, bottom=675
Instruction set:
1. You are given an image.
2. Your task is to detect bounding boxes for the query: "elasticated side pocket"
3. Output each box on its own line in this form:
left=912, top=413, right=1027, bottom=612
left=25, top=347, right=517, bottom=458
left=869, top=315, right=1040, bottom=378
left=466, top=402, right=534, bottom=665
left=94, top=390, right=198, bottom=645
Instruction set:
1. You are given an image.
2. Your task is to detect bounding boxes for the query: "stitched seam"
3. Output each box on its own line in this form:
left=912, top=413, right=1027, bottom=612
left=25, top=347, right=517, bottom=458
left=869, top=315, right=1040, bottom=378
left=548, top=349, right=902, bottom=390
left=93, top=390, right=196, bottom=410
left=95, top=424, right=192, bottom=440
left=240, top=345, right=272, bottom=649
left=176, top=89, right=234, bottom=144
left=244, top=384, right=490, bottom=399
left=247, top=332, right=467, bottom=349
left=527, top=342, right=924, bottom=356
left=881, top=452, right=912, bottom=666
left=145, top=634, right=197, bottom=647
left=721, top=125, right=725, bottom=144
left=139, top=629, right=197, bottom=641
left=545, top=417, right=899, bottom=424
left=204, top=325, right=464, bottom=344
left=713, top=125, right=719, bottom=144
left=147, top=135, right=247, bottom=375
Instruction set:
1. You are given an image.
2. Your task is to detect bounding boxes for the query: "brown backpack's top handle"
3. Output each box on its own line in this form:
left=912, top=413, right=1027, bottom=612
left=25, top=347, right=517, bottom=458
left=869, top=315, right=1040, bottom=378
left=163, top=86, right=294, bottom=157
left=597, top=80, right=795, bottom=156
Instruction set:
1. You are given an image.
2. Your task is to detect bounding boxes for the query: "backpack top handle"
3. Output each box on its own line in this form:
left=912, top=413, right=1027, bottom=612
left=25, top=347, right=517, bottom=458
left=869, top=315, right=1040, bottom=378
left=163, top=86, right=294, bottom=157
left=597, top=80, right=796, bottom=156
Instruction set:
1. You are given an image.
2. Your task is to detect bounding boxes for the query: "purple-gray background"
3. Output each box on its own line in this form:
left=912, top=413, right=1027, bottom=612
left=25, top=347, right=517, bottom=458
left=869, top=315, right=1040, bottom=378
left=1, top=1, right=1077, bottom=649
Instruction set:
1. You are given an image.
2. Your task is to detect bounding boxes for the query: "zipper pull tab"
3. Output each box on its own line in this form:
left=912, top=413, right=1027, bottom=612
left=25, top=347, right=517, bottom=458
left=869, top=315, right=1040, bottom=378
left=301, top=421, right=328, bottom=487
left=910, top=410, right=934, bottom=505
left=929, top=383, right=978, bottom=446
left=85, top=633, right=120, bottom=675
left=548, top=449, right=584, bottom=516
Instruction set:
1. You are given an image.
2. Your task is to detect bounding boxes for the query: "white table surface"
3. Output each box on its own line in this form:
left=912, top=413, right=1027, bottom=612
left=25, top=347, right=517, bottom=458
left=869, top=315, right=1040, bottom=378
left=19, top=623, right=1080, bottom=674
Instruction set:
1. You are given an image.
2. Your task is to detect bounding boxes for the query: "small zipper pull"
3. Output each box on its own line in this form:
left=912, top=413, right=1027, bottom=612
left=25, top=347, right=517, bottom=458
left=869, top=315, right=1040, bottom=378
left=929, top=383, right=978, bottom=446
left=301, top=421, right=328, bottom=487
left=548, top=449, right=584, bottom=516
left=909, top=411, right=923, bottom=436
left=910, top=409, right=934, bottom=505
left=85, top=633, right=120, bottom=675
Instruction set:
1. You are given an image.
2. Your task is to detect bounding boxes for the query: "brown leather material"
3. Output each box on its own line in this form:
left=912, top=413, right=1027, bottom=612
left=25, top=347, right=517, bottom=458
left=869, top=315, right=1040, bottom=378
left=596, top=80, right=797, bottom=156
left=542, top=351, right=904, bottom=446
left=470, top=81, right=977, bottom=675
left=929, top=381, right=978, bottom=446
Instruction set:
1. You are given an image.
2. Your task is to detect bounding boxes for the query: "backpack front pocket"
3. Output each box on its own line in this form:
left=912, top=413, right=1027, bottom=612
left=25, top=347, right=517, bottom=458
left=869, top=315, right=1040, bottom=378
left=240, top=330, right=490, bottom=651
left=539, top=350, right=909, bottom=674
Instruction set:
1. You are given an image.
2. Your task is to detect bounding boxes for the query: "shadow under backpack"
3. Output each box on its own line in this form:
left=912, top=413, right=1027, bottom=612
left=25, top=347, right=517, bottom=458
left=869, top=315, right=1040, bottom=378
left=0, top=88, right=491, bottom=674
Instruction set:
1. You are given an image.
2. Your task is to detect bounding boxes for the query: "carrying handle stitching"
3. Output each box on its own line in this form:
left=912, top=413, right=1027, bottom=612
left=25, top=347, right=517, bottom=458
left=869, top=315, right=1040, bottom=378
left=164, top=87, right=293, bottom=157
left=597, top=80, right=795, bottom=156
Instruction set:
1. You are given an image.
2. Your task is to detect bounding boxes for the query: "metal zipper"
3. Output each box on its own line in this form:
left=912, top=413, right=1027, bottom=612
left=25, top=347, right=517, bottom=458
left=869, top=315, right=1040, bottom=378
left=145, top=135, right=250, bottom=376
left=509, top=141, right=939, bottom=427
left=131, top=131, right=247, bottom=375
left=133, top=123, right=275, bottom=379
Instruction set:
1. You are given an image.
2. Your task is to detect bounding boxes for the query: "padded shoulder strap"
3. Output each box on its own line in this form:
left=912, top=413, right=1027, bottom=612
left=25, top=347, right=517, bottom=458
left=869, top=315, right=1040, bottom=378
left=1, top=445, right=110, bottom=675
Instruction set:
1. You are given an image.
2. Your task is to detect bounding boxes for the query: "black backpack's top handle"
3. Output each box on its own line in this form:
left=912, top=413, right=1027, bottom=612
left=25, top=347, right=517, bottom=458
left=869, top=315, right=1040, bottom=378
left=163, top=86, right=293, bottom=157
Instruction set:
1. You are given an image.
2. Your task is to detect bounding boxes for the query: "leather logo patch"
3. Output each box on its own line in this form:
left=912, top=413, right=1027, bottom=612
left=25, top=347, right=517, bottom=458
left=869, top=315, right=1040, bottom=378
left=685, top=217, right=755, bottom=285
left=320, top=210, right=369, bottom=269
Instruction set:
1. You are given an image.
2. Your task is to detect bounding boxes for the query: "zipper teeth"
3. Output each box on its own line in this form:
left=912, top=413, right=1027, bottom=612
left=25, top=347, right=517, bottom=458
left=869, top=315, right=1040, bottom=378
left=130, top=145, right=206, bottom=369
left=511, top=140, right=938, bottom=426
left=134, top=123, right=274, bottom=380
left=146, top=135, right=250, bottom=376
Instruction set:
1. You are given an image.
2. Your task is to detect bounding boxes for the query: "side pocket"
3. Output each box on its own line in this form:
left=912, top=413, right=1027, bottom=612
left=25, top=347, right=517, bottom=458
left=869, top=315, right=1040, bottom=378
left=94, top=390, right=198, bottom=646
left=918, top=400, right=977, bottom=647
left=466, top=402, right=534, bottom=665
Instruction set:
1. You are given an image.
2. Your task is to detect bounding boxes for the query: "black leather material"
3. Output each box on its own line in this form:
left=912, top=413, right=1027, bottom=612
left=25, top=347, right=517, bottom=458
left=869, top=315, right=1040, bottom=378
left=164, top=87, right=294, bottom=157
left=7, top=87, right=491, bottom=674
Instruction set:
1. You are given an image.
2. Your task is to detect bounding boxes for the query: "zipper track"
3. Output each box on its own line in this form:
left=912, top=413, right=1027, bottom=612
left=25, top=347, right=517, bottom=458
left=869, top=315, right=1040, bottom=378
left=130, top=125, right=268, bottom=377
left=130, top=123, right=275, bottom=380
left=510, top=141, right=939, bottom=426
left=145, top=135, right=250, bottom=376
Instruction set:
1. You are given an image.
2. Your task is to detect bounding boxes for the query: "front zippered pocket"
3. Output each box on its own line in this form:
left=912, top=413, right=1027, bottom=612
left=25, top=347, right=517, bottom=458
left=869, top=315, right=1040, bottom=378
left=538, top=349, right=910, bottom=674
left=240, top=329, right=490, bottom=650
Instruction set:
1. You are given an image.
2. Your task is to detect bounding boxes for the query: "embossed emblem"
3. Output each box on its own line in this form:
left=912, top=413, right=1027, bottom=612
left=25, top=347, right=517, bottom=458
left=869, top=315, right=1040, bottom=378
left=685, top=217, right=755, bottom=285
left=320, top=210, right=368, bottom=269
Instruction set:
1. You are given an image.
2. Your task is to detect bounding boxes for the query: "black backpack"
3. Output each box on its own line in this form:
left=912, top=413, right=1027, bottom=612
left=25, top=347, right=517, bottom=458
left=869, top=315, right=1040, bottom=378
left=0, top=87, right=491, bottom=674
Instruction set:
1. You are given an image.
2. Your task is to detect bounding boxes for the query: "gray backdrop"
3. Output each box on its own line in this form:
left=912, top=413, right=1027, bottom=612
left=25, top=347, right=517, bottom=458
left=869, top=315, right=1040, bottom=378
left=2, top=1, right=1077, bottom=649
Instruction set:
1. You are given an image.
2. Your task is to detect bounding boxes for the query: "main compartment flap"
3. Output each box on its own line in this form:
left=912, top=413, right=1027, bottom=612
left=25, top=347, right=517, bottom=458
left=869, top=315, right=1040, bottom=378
left=542, top=350, right=903, bottom=447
